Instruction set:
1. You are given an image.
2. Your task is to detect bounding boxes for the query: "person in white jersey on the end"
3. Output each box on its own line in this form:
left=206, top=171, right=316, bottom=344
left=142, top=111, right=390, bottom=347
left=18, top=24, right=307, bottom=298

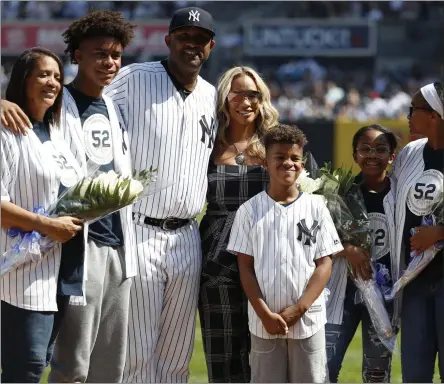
left=104, top=7, right=217, bottom=383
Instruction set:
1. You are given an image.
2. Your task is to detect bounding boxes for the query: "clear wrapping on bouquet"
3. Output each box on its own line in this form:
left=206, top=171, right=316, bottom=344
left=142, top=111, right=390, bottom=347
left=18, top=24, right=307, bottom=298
left=389, top=196, right=444, bottom=299
left=1, top=160, right=174, bottom=276
left=352, top=272, right=397, bottom=352
left=297, top=158, right=396, bottom=353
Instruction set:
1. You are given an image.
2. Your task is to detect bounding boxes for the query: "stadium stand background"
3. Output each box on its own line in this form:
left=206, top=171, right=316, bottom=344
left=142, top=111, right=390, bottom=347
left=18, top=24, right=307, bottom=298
left=2, top=1, right=444, bottom=168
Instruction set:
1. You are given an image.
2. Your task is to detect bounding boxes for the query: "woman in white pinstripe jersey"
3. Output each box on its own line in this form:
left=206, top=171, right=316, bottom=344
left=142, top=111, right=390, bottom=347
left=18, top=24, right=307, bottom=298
left=1, top=48, right=82, bottom=383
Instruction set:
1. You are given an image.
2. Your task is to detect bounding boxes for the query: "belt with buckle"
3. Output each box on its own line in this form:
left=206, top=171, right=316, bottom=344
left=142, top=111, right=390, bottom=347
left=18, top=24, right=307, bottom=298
left=133, top=213, right=192, bottom=231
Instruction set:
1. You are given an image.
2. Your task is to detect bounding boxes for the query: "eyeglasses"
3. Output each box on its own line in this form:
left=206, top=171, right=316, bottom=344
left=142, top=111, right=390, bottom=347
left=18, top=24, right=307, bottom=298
left=408, top=106, right=435, bottom=118
left=356, top=144, right=391, bottom=159
left=228, top=90, right=263, bottom=105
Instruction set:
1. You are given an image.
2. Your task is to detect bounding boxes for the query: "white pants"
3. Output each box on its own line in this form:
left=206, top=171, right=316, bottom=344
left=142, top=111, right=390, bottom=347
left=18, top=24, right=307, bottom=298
left=122, top=221, right=202, bottom=383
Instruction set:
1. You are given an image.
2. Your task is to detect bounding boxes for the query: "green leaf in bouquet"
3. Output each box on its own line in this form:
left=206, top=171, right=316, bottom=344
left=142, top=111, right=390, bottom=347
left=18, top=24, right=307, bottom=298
left=120, top=181, right=132, bottom=205
left=70, top=180, right=84, bottom=198
left=119, top=177, right=131, bottom=194
left=319, top=162, right=355, bottom=197
left=83, top=179, right=95, bottom=200
left=112, top=178, right=123, bottom=204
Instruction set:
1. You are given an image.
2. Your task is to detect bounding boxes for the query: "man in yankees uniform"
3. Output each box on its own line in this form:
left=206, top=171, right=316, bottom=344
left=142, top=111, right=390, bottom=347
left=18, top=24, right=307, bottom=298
left=0, top=10, right=138, bottom=383
left=104, top=7, right=217, bottom=383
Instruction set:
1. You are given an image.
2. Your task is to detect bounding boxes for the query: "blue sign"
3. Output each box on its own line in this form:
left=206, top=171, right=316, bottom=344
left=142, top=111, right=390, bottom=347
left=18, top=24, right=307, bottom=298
left=244, top=19, right=377, bottom=57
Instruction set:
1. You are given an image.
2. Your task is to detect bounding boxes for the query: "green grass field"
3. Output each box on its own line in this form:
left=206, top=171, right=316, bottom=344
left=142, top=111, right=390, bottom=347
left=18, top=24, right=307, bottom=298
left=39, top=207, right=439, bottom=383
left=41, top=318, right=439, bottom=383
left=189, top=319, right=438, bottom=383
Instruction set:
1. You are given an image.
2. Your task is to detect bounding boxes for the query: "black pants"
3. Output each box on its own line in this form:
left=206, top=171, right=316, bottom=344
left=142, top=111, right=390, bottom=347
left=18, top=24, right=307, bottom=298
left=198, top=256, right=251, bottom=383
left=1, top=299, right=64, bottom=383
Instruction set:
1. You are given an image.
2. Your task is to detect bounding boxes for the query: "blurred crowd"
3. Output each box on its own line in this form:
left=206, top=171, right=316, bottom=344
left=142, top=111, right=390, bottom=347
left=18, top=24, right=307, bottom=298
left=1, top=1, right=442, bottom=21
left=262, top=59, right=441, bottom=122
left=2, top=1, right=442, bottom=121
left=1, top=1, right=194, bottom=20
left=3, top=57, right=436, bottom=122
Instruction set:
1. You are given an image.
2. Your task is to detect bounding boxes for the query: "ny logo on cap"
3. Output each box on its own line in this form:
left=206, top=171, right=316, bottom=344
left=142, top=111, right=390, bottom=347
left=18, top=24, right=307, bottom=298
left=189, top=9, right=200, bottom=22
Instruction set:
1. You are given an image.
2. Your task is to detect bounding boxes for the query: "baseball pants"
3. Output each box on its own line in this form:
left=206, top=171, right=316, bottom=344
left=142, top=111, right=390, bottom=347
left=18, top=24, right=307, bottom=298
left=48, top=240, right=132, bottom=383
left=122, top=220, right=202, bottom=383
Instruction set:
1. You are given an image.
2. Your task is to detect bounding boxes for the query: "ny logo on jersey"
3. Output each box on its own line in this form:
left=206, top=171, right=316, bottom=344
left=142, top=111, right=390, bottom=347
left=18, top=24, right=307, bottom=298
left=200, top=115, right=215, bottom=149
left=189, top=10, right=200, bottom=21
left=297, top=219, right=320, bottom=246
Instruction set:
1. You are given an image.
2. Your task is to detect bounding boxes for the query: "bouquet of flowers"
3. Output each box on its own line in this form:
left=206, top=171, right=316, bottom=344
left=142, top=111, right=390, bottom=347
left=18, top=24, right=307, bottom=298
left=1, top=162, right=173, bottom=276
left=297, top=157, right=397, bottom=352
left=297, top=161, right=372, bottom=252
left=389, top=193, right=444, bottom=299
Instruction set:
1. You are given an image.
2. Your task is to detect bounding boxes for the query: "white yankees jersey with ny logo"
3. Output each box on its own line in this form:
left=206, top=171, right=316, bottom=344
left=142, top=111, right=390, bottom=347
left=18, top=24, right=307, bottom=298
left=227, top=192, right=343, bottom=340
left=104, top=62, right=217, bottom=220
left=1, top=126, right=81, bottom=311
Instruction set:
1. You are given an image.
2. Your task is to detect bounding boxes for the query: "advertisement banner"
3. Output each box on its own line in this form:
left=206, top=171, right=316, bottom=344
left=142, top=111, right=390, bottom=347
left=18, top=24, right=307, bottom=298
left=1, top=21, right=169, bottom=55
left=334, top=119, right=410, bottom=173
left=243, top=19, right=377, bottom=57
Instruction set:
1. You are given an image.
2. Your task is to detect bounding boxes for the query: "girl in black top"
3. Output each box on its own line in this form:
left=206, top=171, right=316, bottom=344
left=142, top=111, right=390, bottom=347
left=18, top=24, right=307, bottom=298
left=326, top=124, right=398, bottom=383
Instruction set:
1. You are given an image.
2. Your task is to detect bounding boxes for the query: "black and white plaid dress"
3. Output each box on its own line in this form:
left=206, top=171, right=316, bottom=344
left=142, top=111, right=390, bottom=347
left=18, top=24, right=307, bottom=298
left=198, top=160, right=269, bottom=383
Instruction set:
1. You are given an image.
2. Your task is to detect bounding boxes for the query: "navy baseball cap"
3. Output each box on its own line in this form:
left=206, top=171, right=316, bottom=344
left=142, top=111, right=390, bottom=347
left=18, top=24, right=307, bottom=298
left=169, top=7, right=215, bottom=37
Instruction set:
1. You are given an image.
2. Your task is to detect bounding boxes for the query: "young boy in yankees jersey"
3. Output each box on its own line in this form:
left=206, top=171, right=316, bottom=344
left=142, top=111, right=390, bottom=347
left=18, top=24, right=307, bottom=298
left=228, top=125, right=342, bottom=383
left=325, top=124, right=399, bottom=383
left=392, top=82, right=444, bottom=382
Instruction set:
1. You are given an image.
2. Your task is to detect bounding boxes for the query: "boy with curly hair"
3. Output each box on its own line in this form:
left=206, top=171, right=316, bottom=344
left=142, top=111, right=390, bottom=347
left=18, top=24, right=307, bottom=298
left=45, top=10, right=137, bottom=383
left=228, top=124, right=342, bottom=383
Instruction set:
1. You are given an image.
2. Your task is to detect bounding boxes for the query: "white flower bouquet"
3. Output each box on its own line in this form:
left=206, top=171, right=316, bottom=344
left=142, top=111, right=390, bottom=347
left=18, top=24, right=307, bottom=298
left=47, top=167, right=161, bottom=221
left=297, top=161, right=372, bottom=251
left=1, top=162, right=173, bottom=276
left=298, top=156, right=396, bottom=352
left=389, top=193, right=444, bottom=299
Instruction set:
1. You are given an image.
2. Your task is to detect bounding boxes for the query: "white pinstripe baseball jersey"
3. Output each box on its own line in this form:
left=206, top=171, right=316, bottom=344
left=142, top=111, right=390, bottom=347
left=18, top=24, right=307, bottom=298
left=104, top=61, right=218, bottom=220
left=1, top=126, right=81, bottom=311
left=227, top=191, right=343, bottom=339
left=392, top=138, right=443, bottom=283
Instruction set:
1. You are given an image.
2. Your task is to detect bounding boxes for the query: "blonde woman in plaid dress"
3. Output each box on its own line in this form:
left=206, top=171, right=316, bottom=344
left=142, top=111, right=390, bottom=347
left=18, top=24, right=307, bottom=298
left=198, top=66, right=279, bottom=383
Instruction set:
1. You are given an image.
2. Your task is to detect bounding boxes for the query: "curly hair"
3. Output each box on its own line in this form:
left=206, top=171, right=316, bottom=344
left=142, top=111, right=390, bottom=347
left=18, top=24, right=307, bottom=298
left=262, top=124, right=307, bottom=152
left=63, top=10, right=136, bottom=64
left=216, top=66, right=279, bottom=160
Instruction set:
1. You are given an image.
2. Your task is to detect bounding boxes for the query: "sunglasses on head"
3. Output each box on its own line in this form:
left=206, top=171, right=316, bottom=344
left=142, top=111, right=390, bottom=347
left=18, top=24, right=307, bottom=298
left=228, top=90, right=263, bottom=105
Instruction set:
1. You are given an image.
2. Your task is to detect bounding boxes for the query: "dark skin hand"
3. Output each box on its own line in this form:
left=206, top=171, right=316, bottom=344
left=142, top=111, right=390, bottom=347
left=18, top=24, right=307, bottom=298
left=279, top=255, right=332, bottom=328
left=410, top=226, right=444, bottom=254
left=339, top=243, right=372, bottom=280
